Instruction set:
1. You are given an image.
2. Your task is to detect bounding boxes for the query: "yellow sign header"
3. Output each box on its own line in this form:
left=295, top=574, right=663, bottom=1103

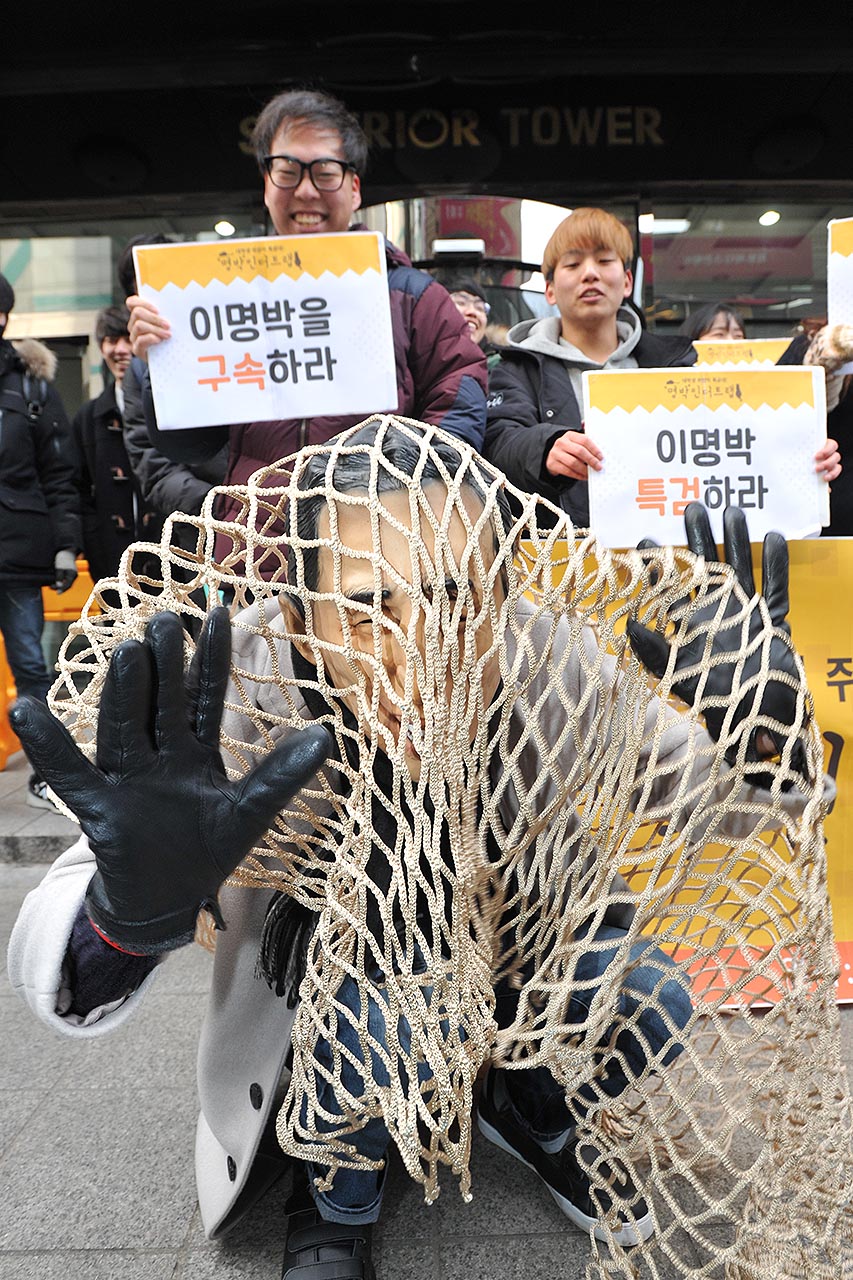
left=585, top=367, right=817, bottom=414
left=829, top=217, right=853, bottom=259
left=693, top=338, right=792, bottom=366
left=134, top=232, right=384, bottom=292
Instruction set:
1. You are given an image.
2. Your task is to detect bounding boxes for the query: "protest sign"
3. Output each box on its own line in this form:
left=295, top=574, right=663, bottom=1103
left=692, top=337, right=792, bottom=368
left=583, top=366, right=828, bottom=546
left=133, top=232, right=397, bottom=430
left=827, top=216, right=853, bottom=376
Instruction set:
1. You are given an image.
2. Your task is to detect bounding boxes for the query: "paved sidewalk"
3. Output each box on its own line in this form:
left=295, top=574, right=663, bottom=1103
left=0, top=747, right=80, bottom=863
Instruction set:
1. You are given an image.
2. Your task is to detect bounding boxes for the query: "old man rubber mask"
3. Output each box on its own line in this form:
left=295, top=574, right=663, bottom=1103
left=49, top=416, right=850, bottom=1276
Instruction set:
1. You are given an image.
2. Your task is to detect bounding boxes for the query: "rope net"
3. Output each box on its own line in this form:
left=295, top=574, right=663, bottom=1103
left=49, top=415, right=851, bottom=1276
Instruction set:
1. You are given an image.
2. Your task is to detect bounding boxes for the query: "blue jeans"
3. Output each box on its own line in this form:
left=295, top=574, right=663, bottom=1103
left=305, top=924, right=692, bottom=1224
left=0, top=586, right=51, bottom=703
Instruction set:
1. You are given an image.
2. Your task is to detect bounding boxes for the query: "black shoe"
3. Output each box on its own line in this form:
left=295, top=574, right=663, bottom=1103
left=476, top=1069, right=653, bottom=1246
left=281, top=1170, right=377, bottom=1279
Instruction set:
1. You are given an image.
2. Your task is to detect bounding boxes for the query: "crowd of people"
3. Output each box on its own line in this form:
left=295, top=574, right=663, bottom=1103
left=4, top=85, right=850, bottom=1280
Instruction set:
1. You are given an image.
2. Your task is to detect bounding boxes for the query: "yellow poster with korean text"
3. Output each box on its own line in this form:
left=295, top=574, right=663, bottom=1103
left=828, top=215, right=853, bottom=328
left=133, top=232, right=397, bottom=430
left=583, top=366, right=829, bottom=546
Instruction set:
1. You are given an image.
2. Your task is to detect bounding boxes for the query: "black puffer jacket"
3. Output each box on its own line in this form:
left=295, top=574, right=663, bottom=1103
left=122, top=358, right=228, bottom=531
left=484, top=320, right=696, bottom=528
left=0, top=338, right=80, bottom=585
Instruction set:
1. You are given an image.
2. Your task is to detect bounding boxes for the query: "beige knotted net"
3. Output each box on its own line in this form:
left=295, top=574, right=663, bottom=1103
left=49, top=415, right=851, bottom=1276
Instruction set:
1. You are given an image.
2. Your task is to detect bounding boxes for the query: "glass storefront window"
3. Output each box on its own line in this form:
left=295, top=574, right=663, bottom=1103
left=639, top=201, right=853, bottom=335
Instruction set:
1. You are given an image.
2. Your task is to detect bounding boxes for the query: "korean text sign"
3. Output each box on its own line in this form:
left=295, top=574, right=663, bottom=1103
left=133, top=233, right=397, bottom=430
left=828, top=216, right=853, bottom=328
left=583, top=366, right=828, bottom=546
left=692, top=338, right=792, bottom=368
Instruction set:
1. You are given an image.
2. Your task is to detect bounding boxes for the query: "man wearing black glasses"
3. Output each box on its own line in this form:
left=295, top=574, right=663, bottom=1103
left=125, top=89, right=487, bottom=520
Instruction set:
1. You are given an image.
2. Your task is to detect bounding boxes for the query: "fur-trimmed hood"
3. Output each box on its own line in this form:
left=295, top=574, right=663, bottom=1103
left=10, top=337, right=58, bottom=381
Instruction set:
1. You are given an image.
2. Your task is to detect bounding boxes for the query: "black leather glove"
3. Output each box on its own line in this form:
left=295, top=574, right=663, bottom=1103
left=9, top=608, right=331, bottom=954
left=626, top=503, right=808, bottom=786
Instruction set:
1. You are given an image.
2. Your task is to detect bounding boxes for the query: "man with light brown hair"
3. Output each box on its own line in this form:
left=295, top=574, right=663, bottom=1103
left=483, top=207, right=839, bottom=527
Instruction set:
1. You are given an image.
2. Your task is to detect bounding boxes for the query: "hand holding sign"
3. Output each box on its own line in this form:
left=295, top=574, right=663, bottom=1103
left=127, top=293, right=171, bottom=362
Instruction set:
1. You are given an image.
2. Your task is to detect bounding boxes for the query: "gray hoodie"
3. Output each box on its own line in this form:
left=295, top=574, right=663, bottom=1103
left=505, top=305, right=644, bottom=408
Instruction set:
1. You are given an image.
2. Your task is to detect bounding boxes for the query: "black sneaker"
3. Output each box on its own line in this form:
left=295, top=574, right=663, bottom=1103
left=476, top=1068, right=653, bottom=1246
left=26, top=774, right=59, bottom=812
left=281, top=1169, right=376, bottom=1279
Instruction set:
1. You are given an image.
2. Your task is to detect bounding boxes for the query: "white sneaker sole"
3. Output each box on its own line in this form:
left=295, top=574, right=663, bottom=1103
left=26, top=792, right=58, bottom=811
left=477, top=1109, right=654, bottom=1247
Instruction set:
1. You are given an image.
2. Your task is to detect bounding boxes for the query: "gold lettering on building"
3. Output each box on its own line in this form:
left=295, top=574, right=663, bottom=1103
left=241, top=105, right=665, bottom=157
left=501, top=105, right=664, bottom=147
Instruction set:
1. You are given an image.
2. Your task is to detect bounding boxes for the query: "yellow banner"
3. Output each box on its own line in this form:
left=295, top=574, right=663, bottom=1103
left=829, top=217, right=853, bottom=259
left=585, top=367, right=817, bottom=414
left=692, top=338, right=792, bottom=367
left=134, top=233, right=384, bottom=291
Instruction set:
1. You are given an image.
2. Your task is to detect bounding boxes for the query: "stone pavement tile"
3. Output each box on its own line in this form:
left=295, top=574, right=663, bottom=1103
left=175, top=1245, right=283, bottom=1278
left=59, top=992, right=207, bottom=1092
left=183, top=1164, right=294, bottom=1252
left=373, top=1149, right=438, bottom=1244
left=0, top=865, right=47, bottom=970
left=432, top=1127, right=576, bottom=1238
left=0, top=1090, right=42, bottom=1160
left=0, top=751, right=80, bottom=858
left=155, top=940, right=215, bottom=995
left=0, top=759, right=28, bottom=799
left=0, top=1085, right=199, bottom=1250
left=0, top=1252, right=177, bottom=1279
left=438, top=1230, right=594, bottom=1280
left=0, top=996, right=80, bottom=1092
left=375, top=1236, right=441, bottom=1280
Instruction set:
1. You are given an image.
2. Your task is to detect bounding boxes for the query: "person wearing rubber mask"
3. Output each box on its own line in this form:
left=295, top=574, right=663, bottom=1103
left=8, top=417, right=830, bottom=1279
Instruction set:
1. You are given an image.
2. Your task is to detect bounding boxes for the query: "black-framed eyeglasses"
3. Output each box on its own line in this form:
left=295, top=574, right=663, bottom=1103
left=262, top=154, right=357, bottom=192
left=450, top=291, right=491, bottom=316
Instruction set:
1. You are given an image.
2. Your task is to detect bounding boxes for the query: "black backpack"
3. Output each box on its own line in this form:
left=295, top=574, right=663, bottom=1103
left=0, top=368, right=50, bottom=427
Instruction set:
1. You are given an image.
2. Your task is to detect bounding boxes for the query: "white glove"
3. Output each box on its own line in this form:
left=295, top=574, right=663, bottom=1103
left=53, top=549, right=78, bottom=594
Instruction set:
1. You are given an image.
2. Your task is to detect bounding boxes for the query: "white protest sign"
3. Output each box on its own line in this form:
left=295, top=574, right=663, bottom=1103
left=583, top=366, right=829, bottom=547
left=133, top=232, right=397, bottom=430
left=827, top=217, right=853, bottom=375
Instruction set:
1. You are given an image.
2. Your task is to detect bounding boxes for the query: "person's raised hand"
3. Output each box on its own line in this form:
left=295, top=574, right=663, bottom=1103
left=9, top=608, right=331, bottom=953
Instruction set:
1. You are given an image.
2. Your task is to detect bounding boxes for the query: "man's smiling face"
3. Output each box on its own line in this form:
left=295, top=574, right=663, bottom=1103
left=263, top=119, right=362, bottom=237
left=283, top=483, right=505, bottom=781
